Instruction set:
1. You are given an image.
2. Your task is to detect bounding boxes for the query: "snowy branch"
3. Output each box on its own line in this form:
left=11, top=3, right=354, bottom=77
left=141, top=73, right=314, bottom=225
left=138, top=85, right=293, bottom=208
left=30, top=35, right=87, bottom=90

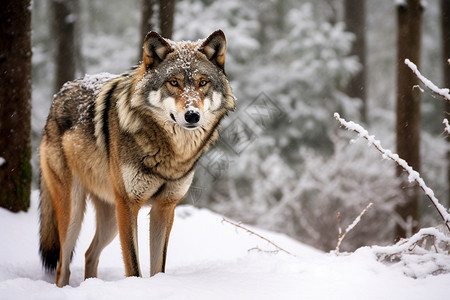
left=335, top=203, right=373, bottom=253
left=222, top=218, right=294, bottom=256
left=405, top=59, right=450, bottom=135
left=404, top=59, right=450, bottom=102
left=444, top=119, right=450, bottom=135
left=372, top=226, right=450, bottom=258
left=334, top=113, right=450, bottom=232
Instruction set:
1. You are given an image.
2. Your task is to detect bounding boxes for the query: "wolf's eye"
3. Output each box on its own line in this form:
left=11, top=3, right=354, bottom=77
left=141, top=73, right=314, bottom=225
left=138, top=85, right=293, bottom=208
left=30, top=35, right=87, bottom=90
left=199, top=80, right=208, bottom=87
left=169, top=80, right=179, bottom=87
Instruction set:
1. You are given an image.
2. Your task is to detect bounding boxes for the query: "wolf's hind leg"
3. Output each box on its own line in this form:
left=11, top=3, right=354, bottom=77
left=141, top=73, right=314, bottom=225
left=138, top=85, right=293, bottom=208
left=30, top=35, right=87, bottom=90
left=85, top=195, right=118, bottom=279
left=149, top=202, right=176, bottom=276
left=55, top=176, right=86, bottom=287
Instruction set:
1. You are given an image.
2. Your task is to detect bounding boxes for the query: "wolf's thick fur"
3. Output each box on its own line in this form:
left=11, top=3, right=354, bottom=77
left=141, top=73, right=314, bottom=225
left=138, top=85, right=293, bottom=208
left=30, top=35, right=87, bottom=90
left=39, top=30, right=235, bottom=287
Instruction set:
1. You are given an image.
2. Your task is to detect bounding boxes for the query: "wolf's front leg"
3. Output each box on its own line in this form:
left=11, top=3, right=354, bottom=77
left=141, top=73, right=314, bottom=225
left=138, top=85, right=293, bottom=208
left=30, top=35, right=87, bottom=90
left=116, top=198, right=142, bottom=277
left=149, top=202, right=176, bottom=276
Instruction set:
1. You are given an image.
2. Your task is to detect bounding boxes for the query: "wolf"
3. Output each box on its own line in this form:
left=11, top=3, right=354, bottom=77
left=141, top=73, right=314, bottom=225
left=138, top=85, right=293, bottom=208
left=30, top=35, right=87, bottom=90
left=39, top=30, right=235, bottom=287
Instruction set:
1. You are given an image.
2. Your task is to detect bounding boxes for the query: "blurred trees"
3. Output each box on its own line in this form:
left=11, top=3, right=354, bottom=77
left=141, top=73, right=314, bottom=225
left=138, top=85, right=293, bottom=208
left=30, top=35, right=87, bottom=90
left=140, top=0, right=175, bottom=59
left=177, top=0, right=394, bottom=251
left=0, top=0, right=32, bottom=212
left=140, top=0, right=175, bottom=46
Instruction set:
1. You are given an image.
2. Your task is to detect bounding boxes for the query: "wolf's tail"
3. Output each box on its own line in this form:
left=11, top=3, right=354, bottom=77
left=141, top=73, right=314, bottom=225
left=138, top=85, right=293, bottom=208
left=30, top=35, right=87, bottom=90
left=39, top=175, right=60, bottom=272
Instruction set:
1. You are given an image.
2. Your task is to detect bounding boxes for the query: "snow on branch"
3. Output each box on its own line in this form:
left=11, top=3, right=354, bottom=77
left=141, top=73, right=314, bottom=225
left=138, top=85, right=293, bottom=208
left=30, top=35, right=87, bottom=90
left=404, top=58, right=450, bottom=102
left=372, top=226, right=450, bottom=258
left=334, top=113, right=450, bottom=232
left=335, top=203, right=373, bottom=253
left=444, top=119, right=450, bottom=135
left=405, top=58, right=450, bottom=135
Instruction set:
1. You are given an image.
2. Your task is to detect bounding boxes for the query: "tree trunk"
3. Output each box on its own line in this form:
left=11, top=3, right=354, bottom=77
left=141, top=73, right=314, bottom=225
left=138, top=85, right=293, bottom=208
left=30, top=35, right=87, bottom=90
left=344, top=0, right=367, bottom=123
left=442, top=0, right=450, bottom=208
left=140, top=0, right=155, bottom=53
left=50, top=0, right=80, bottom=92
left=395, top=0, right=423, bottom=238
left=159, top=0, right=175, bottom=39
left=0, top=0, right=32, bottom=212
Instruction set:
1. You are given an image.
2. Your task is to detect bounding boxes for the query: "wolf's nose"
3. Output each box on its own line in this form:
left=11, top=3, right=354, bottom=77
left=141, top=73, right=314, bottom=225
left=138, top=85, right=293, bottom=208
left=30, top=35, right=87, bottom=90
left=184, top=110, right=200, bottom=124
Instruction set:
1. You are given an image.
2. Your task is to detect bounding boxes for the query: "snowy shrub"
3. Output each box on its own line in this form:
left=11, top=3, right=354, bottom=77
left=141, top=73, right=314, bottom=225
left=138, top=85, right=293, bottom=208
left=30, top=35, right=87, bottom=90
left=372, top=226, right=450, bottom=278
left=328, top=59, right=450, bottom=278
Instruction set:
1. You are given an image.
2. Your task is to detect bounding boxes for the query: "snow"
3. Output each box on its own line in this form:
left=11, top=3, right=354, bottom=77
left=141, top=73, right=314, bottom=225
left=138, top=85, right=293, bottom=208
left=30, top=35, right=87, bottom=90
left=394, top=0, right=406, bottom=6
left=56, top=73, right=118, bottom=101
left=0, top=192, right=449, bottom=299
left=444, top=119, right=450, bottom=135
left=65, top=14, right=77, bottom=24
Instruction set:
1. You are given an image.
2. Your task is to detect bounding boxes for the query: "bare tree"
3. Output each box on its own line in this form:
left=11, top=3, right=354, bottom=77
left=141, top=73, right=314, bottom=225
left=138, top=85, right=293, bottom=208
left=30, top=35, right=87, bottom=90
left=344, top=0, right=367, bottom=123
left=442, top=0, right=450, bottom=207
left=0, top=0, right=32, bottom=212
left=395, top=0, right=423, bottom=238
left=50, top=0, right=80, bottom=92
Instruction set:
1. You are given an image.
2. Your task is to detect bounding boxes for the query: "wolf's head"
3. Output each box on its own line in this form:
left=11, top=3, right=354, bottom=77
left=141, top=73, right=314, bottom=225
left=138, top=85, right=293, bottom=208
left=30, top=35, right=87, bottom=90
left=136, top=30, right=235, bottom=131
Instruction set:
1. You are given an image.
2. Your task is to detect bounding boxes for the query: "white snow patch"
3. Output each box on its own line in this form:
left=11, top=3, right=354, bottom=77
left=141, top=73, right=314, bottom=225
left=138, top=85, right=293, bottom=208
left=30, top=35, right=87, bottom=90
left=394, top=0, right=407, bottom=6
left=58, top=73, right=118, bottom=98
left=81, top=73, right=119, bottom=96
left=0, top=191, right=449, bottom=299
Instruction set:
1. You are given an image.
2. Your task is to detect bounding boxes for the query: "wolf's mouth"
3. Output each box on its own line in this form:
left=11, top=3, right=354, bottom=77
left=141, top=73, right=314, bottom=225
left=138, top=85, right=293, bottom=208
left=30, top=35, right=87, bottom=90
left=170, top=113, right=176, bottom=122
left=184, top=124, right=199, bottom=129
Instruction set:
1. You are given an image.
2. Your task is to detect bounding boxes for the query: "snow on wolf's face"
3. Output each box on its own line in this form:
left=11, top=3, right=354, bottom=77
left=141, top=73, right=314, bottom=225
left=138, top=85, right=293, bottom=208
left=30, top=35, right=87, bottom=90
left=142, top=31, right=235, bottom=131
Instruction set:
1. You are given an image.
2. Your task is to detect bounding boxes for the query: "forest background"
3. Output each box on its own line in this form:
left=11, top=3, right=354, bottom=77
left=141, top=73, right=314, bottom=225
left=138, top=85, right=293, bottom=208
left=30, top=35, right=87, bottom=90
left=24, top=0, right=450, bottom=252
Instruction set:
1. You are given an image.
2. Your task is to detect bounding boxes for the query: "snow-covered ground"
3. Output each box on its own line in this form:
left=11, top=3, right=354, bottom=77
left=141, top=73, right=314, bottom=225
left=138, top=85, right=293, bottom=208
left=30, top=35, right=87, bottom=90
left=0, top=191, right=449, bottom=299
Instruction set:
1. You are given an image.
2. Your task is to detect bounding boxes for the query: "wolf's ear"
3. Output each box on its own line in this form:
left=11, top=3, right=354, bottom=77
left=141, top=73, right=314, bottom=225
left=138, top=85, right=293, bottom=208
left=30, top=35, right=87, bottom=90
left=200, top=30, right=226, bottom=71
left=142, top=32, right=172, bottom=70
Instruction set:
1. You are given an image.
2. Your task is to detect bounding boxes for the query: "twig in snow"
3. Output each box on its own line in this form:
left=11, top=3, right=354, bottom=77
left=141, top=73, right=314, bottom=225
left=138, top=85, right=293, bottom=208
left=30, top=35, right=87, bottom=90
left=336, top=212, right=342, bottom=237
left=334, top=113, right=450, bottom=232
left=404, top=59, right=450, bottom=102
left=222, top=218, right=294, bottom=256
left=335, top=203, right=373, bottom=253
left=248, top=247, right=280, bottom=255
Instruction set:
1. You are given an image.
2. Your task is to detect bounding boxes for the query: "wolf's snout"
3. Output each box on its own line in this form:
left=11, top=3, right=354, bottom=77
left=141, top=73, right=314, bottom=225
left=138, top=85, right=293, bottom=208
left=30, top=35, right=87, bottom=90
left=184, top=110, right=200, bottom=124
